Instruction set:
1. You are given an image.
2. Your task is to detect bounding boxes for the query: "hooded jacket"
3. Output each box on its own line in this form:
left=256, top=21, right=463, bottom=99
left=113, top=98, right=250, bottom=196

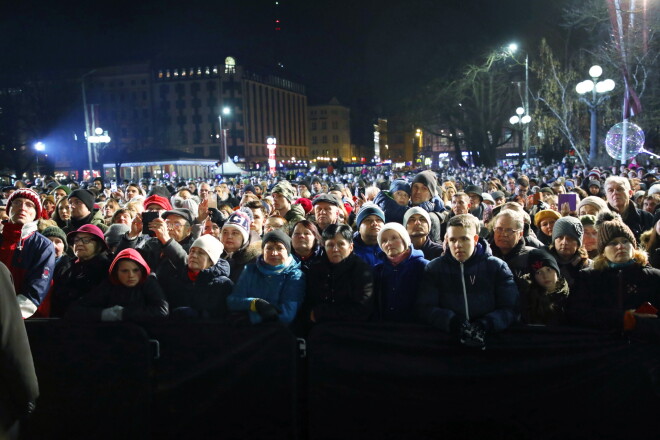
left=0, top=220, right=55, bottom=318
left=416, top=238, right=520, bottom=333
left=227, top=255, right=305, bottom=325
left=66, top=248, right=168, bottom=322
left=159, top=238, right=233, bottom=319
left=374, top=247, right=429, bottom=322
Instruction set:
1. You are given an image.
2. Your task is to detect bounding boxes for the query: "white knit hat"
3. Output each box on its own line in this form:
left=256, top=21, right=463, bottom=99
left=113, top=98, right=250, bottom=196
left=377, top=222, right=412, bottom=250
left=191, top=235, right=224, bottom=265
left=403, top=207, right=431, bottom=228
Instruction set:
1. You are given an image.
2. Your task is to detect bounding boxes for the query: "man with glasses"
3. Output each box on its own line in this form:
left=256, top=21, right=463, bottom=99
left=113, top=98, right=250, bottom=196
left=488, top=210, right=535, bottom=280
left=0, top=189, right=55, bottom=317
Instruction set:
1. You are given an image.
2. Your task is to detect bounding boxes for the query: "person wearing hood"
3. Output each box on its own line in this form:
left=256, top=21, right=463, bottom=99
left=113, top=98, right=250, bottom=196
left=0, top=189, right=55, bottom=318
left=227, top=230, right=305, bottom=325
left=159, top=234, right=233, bottom=319
left=66, top=248, right=168, bottom=322
left=417, top=214, right=519, bottom=349
left=220, top=209, right=262, bottom=283
left=517, top=249, right=569, bottom=325
left=374, top=223, right=428, bottom=322
left=373, top=170, right=446, bottom=241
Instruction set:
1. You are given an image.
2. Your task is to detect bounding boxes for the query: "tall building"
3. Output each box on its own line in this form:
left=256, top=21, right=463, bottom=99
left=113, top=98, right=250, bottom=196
left=84, top=57, right=308, bottom=170
left=307, top=98, right=352, bottom=162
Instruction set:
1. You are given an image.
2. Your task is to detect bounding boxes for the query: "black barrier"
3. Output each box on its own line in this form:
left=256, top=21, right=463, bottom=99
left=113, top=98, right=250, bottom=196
left=307, top=323, right=660, bottom=440
left=19, top=321, right=660, bottom=440
left=142, top=322, right=298, bottom=440
left=23, top=320, right=152, bottom=440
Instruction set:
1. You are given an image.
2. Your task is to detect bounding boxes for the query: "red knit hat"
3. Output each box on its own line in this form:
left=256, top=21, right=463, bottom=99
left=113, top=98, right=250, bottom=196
left=294, top=197, right=312, bottom=214
left=143, top=194, right=173, bottom=211
left=7, top=188, right=43, bottom=219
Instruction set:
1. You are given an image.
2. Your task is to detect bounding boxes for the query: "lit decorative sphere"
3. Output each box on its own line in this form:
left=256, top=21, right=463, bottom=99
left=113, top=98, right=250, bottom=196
left=605, top=122, right=645, bottom=161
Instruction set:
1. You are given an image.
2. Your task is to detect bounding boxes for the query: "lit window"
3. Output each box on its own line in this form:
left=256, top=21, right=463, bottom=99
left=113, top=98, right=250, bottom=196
left=197, top=68, right=202, bottom=76
left=158, top=70, right=163, bottom=79
left=166, top=70, right=171, bottom=78
left=174, top=69, right=179, bottom=77
left=205, top=66, right=210, bottom=75
left=212, top=66, right=218, bottom=74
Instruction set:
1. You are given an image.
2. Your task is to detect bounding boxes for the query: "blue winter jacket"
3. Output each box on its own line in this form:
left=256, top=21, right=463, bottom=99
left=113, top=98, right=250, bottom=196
left=352, top=232, right=381, bottom=267
left=416, top=238, right=519, bottom=333
left=227, top=256, right=305, bottom=325
left=374, top=247, right=428, bottom=322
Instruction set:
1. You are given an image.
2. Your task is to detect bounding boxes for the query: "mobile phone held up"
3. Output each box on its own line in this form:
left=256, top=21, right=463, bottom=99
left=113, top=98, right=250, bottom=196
left=141, top=211, right=159, bottom=236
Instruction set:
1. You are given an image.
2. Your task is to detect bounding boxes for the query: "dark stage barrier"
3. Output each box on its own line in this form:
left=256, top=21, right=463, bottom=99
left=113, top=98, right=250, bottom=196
left=20, top=321, right=660, bottom=440
left=307, top=323, right=660, bottom=440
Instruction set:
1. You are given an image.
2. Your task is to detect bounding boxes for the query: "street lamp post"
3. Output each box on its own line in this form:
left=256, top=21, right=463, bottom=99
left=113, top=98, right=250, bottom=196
left=34, top=142, right=45, bottom=176
left=217, top=106, right=231, bottom=173
left=507, top=44, right=530, bottom=154
left=576, top=65, right=615, bottom=165
left=509, top=107, right=531, bottom=163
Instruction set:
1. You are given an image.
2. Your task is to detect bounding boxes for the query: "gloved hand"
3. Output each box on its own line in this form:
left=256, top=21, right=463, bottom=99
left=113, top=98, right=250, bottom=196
left=254, top=299, right=280, bottom=322
left=459, top=321, right=486, bottom=350
left=101, top=305, right=124, bottom=322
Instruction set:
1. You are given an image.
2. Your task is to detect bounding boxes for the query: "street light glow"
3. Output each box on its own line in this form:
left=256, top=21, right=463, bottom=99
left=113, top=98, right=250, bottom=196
left=95, top=127, right=104, bottom=135
left=510, top=116, right=520, bottom=124
left=222, top=107, right=231, bottom=115
left=35, top=142, right=45, bottom=151
left=521, top=115, right=531, bottom=124
left=515, top=107, right=525, bottom=116
left=588, top=65, right=603, bottom=78
left=508, top=43, right=518, bottom=53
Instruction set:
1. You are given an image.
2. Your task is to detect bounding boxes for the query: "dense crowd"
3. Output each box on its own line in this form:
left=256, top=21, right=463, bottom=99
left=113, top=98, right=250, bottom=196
left=2, top=159, right=660, bottom=432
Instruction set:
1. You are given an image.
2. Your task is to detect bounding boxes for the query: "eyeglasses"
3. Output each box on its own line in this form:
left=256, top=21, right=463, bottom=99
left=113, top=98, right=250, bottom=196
left=166, top=222, right=188, bottom=230
left=72, top=237, right=95, bottom=245
left=10, top=199, right=35, bottom=209
left=493, top=227, right=520, bottom=236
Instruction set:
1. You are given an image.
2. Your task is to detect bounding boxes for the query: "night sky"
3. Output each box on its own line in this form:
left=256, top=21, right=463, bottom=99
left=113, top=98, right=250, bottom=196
left=1, top=0, right=567, bottom=139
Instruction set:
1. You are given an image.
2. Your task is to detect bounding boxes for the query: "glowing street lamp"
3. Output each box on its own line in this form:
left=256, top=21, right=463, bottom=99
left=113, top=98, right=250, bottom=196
left=576, top=65, right=615, bottom=164
left=218, top=106, right=231, bottom=166
left=34, top=142, right=45, bottom=176
left=506, top=43, right=530, bottom=155
left=509, top=107, right=531, bottom=163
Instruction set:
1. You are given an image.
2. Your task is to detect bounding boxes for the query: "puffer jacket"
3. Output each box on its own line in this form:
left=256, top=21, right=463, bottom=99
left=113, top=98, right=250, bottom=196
left=66, top=249, right=168, bottom=322
left=159, top=239, right=233, bottom=319
left=221, top=240, right=262, bottom=284
left=374, top=247, right=429, bottom=322
left=117, top=233, right=196, bottom=275
left=489, top=238, right=536, bottom=280
left=227, top=256, right=305, bottom=325
left=416, top=238, right=520, bottom=333
left=568, top=263, right=660, bottom=338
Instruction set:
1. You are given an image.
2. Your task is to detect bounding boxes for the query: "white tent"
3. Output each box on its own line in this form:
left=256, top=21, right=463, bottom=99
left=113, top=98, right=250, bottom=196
left=213, top=159, right=244, bottom=176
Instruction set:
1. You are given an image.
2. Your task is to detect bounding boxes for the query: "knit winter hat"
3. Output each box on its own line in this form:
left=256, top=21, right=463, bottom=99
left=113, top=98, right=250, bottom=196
left=51, top=185, right=71, bottom=196
left=223, top=210, right=252, bottom=245
left=577, top=196, right=609, bottom=215
left=272, top=180, right=297, bottom=202
left=143, top=194, right=172, bottom=211
left=294, top=197, right=313, bottom=214
left=68, top=189, right=96, bottom=212
left=578, top=214, right=597, bottom=228
left=411, top=171, right=438, bottom=197
left=7, top=188, right=43, bottom=219
left=588, top=180, right=601, bottom=189
left=356, top=203, right=385, bottom=227
left=528, top=249, right=560, bottom=277
left=191, top=235, right=224, bottom=265
left=42, top=226, right=68, bottom=252
left=490, top=191, right=505, bottom=201
left=262, top=229, right=292, bottom=255
left=403, top=206, right=431, bottom=228
left=552, top=216, right=584, bottom=247
left=104, top=223, right=130, bottom=250
left=389, top=179, right=411, bottom=196
left=595, top=211, right=637, bottom=255
left=534, top=209, right=561, bottom=226
left=377, top=222, right=412, bottom=250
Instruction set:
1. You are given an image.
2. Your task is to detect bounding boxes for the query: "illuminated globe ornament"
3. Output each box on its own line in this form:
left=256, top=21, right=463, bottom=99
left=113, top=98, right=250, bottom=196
left=604, top=122, right=645, bottom=161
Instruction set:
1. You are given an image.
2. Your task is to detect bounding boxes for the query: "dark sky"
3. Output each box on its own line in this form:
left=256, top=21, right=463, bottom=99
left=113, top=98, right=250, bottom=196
left=1, top=0, right=567, bottom=138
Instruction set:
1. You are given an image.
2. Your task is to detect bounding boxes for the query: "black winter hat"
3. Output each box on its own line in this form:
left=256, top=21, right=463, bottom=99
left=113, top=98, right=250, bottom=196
left=411, top=171, right=438, bottom=197
left=262, top=230, right=291, bottom=255
left=528, top=249, right=560, bottom=277
left=68, top=189, right=96, bottom=212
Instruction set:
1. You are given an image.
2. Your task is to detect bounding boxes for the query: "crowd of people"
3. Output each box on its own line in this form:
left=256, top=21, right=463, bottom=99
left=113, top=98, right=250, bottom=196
left=2, top=159, right=660, bottom=432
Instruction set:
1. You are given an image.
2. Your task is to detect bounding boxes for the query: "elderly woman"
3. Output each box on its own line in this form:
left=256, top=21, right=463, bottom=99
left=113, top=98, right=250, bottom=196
left=546, top=216, right=591, bottom=289
left=227, top=230, right=305, bottom=325
left=290, top=220, right=324, bottom=273
left=51, top=196, right=71, bottom=229
left=373, top=223, right=428, bottom=322
left=50, top=224, right=112, bottom=317
left=569, top=212, right=660, bottom=339
left=577, top=196, right=610, bottom=217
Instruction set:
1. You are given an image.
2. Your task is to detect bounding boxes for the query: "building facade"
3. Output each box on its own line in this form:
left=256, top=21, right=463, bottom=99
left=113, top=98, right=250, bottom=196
left=84, top=58, right=308, bottom=171
left=307, top=98, right=352, bottom=162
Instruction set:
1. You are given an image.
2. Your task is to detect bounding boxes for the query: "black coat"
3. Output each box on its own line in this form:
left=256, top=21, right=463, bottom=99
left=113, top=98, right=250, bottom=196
left=50, top=252, right=112, bottom=317
left=159, top=239, right=234, bottom=319
left=299, top=252, right=373, bottom=327
left=0, top=262, right=38, bottom=431
left=568, top=263, right=660, bottom=338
